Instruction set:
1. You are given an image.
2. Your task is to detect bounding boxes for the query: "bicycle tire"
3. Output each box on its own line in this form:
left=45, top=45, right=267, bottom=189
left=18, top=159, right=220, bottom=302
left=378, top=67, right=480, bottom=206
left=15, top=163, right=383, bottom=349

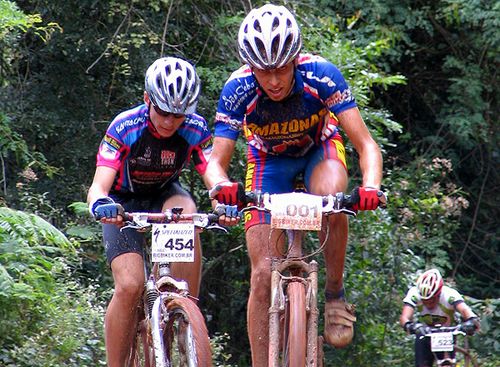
left=284, top=282, right=307, bottom=367
left=164, top=297, right=212, bottom=367
left=128, top=316, right=154, bottom=367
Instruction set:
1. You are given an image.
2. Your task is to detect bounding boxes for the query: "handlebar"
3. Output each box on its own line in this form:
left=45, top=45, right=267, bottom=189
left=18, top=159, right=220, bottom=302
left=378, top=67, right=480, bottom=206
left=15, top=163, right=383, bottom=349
left=120, top=206, right=227, bottom=232
left=422, top=324, right=467, bottom=338
left=242, top=190, right=357, bottom=216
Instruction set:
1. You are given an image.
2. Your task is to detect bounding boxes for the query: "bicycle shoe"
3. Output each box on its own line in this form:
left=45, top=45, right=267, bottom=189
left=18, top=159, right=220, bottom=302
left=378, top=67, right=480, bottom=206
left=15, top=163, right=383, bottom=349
left=324, top=298, right=356, bottom=348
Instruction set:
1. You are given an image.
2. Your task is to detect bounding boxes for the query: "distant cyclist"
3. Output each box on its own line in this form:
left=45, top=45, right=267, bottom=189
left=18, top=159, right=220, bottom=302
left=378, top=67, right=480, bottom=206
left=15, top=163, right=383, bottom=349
left=204, top=3, right=385, bottom=365
left=87, top=57, right=212, bottom=367
left=400, top=268, right=480, bottom=367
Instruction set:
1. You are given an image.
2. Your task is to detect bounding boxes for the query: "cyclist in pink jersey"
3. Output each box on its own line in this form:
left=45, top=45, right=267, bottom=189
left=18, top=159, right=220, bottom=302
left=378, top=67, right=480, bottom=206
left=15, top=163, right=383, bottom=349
left=205, top=4, right=385, bottom=365
left=87, top=57, right=213, bottom=367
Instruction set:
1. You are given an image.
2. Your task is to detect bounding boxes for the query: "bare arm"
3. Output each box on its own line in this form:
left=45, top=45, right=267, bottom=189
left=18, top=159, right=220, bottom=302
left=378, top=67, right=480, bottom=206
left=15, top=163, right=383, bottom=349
left=203, top=137, right=237, bottom=189
left=400, top=304, right=415, bottom=327
left=337, top=107, right=383, bottom=189
left=456, top=302, right=477, bottom=321
left=87, top=165, right=118, bottom=205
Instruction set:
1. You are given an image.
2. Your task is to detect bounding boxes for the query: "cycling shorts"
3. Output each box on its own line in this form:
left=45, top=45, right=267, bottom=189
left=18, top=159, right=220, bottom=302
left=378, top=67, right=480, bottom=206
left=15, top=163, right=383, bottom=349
left=243, top=132, right=347, bottom=230
left=415, top=335, right=456, bottom=367
left=102, top=180, right=192, bottom=265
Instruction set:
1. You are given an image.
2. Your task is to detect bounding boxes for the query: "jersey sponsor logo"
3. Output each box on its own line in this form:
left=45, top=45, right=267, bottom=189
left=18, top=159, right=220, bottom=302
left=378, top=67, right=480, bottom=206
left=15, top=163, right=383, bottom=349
left=131, top=170, right=173, bottom=183
left=99, top=143, right=119, bottom=161
left=104, top=135, right=122, bottom=149
left=420, top=314, right=448, bottom=327
left=115, top=116, right=145, bottom=133
left=245, top=110, right=327, bottom=139
left=325, top=91, right=343, bottom=107
left=245, top=162, right=255, bottom=192
left=133, top=146, right=152, bottom=166
left=325, top=89, right=354, bottom=107
left=271, top=135, right=313, bottom=154
left=216, top=112, right=242, bottom=131
left=185, top=116, right=208, bottom=131
left=199, top=137, right=213, bottom=150
left=161, top=150, right=176, bottom=166
left=411, top=294, right=419, bottom=304
left=304, top=71, right=336, bottom=87
left=222, top=78, right=256, bottom=111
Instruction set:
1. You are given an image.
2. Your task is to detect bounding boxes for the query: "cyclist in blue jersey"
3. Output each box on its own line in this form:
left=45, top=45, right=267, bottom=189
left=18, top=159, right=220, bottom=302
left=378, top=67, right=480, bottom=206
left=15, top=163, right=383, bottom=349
left=400, top=269, right=480, bottom=367
left=205, top=4, right=385, bottom=364
left=87, top=57, right=213, bottom=367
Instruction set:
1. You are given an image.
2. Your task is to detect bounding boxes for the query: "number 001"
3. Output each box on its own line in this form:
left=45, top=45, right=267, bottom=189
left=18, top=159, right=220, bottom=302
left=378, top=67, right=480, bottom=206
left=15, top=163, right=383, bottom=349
left=286, top=204, right=317, bottom=217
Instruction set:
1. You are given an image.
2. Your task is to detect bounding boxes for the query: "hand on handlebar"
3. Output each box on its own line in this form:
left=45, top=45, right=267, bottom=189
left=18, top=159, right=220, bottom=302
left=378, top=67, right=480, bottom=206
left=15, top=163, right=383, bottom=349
left=414, top=323, right=432, bottom=337
left=404, top=321, right=431, bottom=337
left=209, top=181, right=246, bottom=209
left=351, top=186, right=387, bottom=211
left=213, top=203, right=241, bottom=227
left=461, top=317, right=480, bottom=336
left=91, top=197, right=124, bottom=222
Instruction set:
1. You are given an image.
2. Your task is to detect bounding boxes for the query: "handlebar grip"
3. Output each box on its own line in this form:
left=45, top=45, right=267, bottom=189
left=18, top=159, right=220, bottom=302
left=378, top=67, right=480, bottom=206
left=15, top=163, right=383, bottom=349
left=341, top=194, right=354, bottom=208
left=244, top=191, right=258, bottom=204
left=207, top=213, right=221, bottom=223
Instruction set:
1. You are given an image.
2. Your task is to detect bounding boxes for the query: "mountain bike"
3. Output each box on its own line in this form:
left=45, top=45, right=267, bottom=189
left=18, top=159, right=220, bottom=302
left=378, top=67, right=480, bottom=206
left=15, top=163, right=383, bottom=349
left=120, top=207, right=226, bottom=367
left=420, top=324, right=479, bottom=367
left=242, top=190, right=373, bottom=367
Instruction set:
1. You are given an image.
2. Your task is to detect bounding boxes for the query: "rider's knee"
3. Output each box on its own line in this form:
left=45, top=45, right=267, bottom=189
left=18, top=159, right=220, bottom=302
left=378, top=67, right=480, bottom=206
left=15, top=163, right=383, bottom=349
left=162, top=195, right=197, bottom=213
left=114, top=276, right=144, bottom=303
left=309, top=161, right=347, bottom=194
left=250, top=266, right=271, bottom=296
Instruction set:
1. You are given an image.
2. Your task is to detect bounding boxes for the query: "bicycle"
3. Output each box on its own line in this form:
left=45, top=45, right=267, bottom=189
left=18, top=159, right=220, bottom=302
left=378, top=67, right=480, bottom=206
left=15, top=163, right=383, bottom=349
left=119, top=206, right=227, bottom=367
left=419, top=324, right=479, bottom=367
left=242, top=190, right=374, bottom=367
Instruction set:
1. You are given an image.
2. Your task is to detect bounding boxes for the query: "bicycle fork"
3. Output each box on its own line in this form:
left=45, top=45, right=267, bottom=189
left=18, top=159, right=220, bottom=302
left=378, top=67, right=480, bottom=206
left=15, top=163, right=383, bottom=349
left=268, top=259, right=320, bottom=367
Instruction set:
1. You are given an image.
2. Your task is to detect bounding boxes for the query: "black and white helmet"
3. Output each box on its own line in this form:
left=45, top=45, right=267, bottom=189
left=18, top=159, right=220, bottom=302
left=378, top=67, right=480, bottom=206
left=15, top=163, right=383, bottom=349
left=238, top=4, right=302, bottom=70
left=145, top=57, right=200, bottom=115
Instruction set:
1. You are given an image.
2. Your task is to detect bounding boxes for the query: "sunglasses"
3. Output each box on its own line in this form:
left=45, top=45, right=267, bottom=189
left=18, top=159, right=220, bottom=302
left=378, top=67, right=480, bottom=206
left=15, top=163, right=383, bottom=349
left=151, top=103, right=184, bottom=119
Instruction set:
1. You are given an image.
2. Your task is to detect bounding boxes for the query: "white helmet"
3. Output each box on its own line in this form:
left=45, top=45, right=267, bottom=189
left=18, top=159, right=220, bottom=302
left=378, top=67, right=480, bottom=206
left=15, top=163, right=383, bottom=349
left=416, top=269, right=444, bottom=300
left=145, top=57, right=200, bottom=115
left=238, top=4, right=302, bottom=70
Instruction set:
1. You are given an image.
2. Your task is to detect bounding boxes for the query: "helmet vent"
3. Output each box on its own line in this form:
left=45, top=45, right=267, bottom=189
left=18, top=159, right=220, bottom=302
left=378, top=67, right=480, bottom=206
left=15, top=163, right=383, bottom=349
left=253, top=19, right=261, bottom=33
left=271, top=17, right=279, bottom=31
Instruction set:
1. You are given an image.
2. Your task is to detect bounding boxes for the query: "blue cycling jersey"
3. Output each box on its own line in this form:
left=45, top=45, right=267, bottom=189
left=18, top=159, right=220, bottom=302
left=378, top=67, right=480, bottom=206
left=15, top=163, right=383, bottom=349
left=96, top=103, right=212, bottom=195
left=214, top=53, right=357, bottom=157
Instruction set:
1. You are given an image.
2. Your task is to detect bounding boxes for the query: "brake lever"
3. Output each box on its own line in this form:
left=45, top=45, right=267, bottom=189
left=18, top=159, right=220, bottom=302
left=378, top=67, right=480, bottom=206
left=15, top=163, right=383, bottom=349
left=120, top=222, right=151, bottom=232
left=206, top=223, right=229, bottom=233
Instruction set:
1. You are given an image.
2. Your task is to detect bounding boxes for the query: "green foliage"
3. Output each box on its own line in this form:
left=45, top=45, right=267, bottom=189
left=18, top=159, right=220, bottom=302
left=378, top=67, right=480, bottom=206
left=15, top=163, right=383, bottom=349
left=0, top=114, right=59, bottom=204
left=0, top=206, right=106, bottom=366
left=0, top=0, right=60, bottom=41
left=465, top=297, right=500, bottom=366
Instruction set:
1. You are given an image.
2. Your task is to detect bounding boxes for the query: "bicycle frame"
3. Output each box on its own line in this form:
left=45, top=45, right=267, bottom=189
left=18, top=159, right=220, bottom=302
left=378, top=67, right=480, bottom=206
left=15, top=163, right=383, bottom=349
left=244, top=191, right=356, bottom=367
left=123, top=209, right=224, bottom=367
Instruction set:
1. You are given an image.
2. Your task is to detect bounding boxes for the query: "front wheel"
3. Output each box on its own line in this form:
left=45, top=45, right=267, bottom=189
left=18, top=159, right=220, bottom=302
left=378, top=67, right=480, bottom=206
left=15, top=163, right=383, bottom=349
left=127, top=312, right=154, bottom=367
left=284, top=282, right=307, bottom=367
left=164, top=297, right=212, bottom=367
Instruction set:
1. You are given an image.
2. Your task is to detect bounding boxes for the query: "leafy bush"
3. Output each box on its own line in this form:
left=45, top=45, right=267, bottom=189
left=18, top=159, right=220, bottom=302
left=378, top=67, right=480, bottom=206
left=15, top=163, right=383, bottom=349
left=0, top=206, right=106, bottom=366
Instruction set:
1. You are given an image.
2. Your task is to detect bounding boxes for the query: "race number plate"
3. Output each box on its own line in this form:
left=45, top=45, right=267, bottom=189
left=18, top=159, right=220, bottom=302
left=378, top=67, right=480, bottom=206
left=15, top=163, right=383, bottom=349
left=151, top=223, right=195, bottom=263
left=270, top=193, right=322, bottom=231
left=430, top=332, right=454, bottom=352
